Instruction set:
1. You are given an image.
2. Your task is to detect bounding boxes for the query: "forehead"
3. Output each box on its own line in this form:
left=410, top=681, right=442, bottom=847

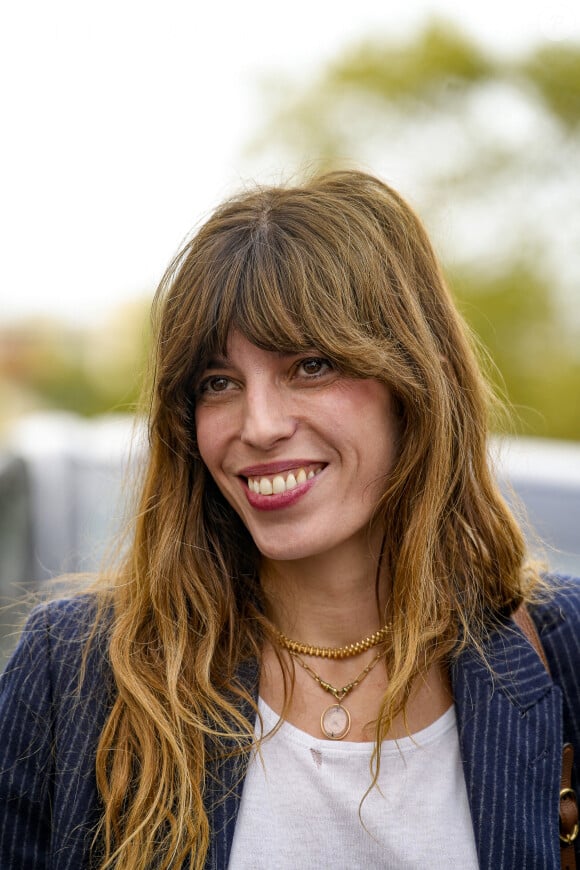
left=204, top=331, right=311, bottom=369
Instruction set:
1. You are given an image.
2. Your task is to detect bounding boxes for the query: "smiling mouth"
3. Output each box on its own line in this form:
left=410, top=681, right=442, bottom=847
left=246, top=464, right=324, bottom=496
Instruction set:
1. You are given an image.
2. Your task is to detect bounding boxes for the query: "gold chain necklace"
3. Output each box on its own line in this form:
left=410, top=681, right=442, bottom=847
left=277, top=623, right=391, bottom=660
left=289, top=649, right=384, bottom=740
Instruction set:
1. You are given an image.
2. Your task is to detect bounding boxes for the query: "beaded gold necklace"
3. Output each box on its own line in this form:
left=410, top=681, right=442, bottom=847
left=277, top=622, right=391, bottom=660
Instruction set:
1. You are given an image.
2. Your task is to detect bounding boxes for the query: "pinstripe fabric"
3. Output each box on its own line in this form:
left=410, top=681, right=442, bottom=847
left=453, top=576, right=580, bottom=869
left=1, top=579, right=579, bottom=869
left=0, top=597, right=113, bottom=869
left=454, top=617, right=561, bottom=867
left=202, top=659, right=258, bottom=870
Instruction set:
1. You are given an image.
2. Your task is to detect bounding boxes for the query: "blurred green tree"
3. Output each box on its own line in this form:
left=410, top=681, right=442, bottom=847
left=249, top=19, right=580, bottom=439
left=0, top=300, right=151, bottom=426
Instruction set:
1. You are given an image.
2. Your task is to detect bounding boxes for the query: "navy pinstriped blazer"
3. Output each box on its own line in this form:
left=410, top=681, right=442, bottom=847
left=1, top=579, right=579, bottom=869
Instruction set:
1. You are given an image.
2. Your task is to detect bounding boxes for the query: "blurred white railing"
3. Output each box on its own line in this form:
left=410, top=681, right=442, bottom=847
left=0, top=413, right=144, bottom=591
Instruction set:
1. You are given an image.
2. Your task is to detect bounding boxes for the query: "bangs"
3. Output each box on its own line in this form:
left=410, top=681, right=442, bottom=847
left=186, top=217, right=386, bottom=378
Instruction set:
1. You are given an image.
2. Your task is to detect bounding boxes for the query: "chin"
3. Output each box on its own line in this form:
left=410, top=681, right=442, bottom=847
left=251, top=530, right=349, bottom=564
left=250, top=532, right=318, bottom=563
left=254, top=543, right=312, bottom=562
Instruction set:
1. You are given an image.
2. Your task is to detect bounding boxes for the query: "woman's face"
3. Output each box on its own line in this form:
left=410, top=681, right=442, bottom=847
left=194, top=331, right=398, bottom=564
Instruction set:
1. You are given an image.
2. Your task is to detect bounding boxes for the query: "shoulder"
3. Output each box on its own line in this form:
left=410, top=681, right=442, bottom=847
left=1, top=593, right=113, bottom=703
left=453, top=576, right=580, bottom=704
left=0, top=592, right=114, bottom=781
left=529, top=574, right=580, bottom=644
left=9, top=593, right=110, bottom=646
left=14, top=593, right=104, bottom=639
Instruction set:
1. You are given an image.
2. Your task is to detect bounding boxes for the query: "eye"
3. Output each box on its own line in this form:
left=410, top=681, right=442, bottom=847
left=297, top=357, right=334, bottom=377
left=198, top=375, right=233, bottom=395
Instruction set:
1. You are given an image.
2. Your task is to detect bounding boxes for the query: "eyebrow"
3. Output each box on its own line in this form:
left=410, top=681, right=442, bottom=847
left=202, top=356, right=231, bottom=371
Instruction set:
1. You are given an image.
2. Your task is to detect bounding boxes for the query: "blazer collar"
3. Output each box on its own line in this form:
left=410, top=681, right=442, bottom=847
left=452, top=614, right=563, bottom=869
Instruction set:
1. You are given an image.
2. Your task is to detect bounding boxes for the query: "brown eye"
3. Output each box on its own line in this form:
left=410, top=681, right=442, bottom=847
left=199, top=376, right=232, bottom=394
left=209, top=377, right=229, bottom=392
left=299, top=358, right=332, bottom=376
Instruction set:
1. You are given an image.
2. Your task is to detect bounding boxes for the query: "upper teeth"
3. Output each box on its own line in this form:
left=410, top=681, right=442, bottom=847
left=247, top=466, right=321, bottom=495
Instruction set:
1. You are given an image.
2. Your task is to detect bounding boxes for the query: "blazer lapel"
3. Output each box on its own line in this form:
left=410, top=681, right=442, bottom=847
left=204, top=659, right=259, bottom=870
left=452, top=616, right=563, bottom=870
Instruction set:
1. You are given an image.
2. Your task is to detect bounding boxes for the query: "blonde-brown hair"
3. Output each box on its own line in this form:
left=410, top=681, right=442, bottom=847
left=95, top=170, right=536, bottom=868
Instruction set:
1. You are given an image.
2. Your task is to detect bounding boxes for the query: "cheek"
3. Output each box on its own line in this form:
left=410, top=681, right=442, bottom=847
left=194, top=411, right=219, bottom=471
left=359, top=410, right=400, bottom=481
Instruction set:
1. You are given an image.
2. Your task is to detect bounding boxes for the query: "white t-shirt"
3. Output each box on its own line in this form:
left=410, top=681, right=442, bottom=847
left=228, top=698, right=479, bottom=869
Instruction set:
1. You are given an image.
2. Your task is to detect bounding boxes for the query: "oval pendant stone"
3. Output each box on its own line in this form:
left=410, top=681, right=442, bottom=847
left=321, top=704, right=351, bottom=740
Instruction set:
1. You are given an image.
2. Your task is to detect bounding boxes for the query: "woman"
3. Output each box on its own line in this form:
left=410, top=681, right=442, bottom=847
left=1, top=170, right=578, bottom=869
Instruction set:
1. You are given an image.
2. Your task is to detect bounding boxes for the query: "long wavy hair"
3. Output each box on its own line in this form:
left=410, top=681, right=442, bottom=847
left=94, top=170, right=538, bottom=868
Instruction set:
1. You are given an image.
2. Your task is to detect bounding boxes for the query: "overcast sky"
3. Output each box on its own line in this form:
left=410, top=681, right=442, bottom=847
left=1, top=0, right=579, bottom=324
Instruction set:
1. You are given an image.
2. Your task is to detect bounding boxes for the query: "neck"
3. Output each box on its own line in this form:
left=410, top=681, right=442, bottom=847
left=260, top=540, right=389, bottom=649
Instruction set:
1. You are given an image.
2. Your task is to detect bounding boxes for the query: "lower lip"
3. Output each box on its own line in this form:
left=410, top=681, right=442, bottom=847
left=243, top=473, right=321, bottom=511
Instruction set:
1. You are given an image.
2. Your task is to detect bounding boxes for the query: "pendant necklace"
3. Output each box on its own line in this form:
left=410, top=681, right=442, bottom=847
left=288, top=649, right=385, bottom=740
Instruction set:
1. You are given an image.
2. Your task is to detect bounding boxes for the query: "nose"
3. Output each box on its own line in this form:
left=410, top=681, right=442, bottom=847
left=240, top=382, right=297, bottom=449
